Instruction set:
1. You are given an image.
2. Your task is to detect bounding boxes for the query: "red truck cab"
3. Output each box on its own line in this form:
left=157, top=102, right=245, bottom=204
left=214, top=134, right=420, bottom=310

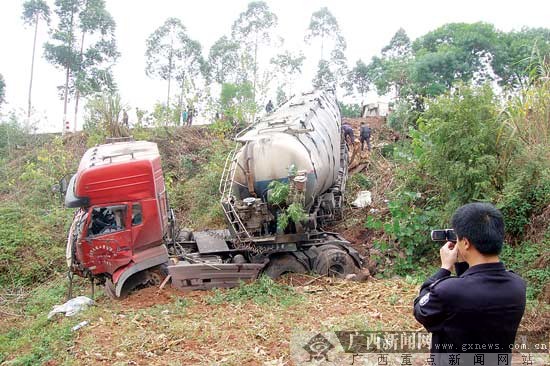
left=65, top=140, right=170, bottom=297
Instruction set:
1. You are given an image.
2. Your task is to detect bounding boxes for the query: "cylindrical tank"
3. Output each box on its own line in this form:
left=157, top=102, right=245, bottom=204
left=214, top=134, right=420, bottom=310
left=231, top=90, right=342, bottom=209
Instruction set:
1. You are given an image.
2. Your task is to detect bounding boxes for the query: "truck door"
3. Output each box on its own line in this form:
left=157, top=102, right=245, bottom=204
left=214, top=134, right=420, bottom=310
left=81, top=204, right=132, bottom=275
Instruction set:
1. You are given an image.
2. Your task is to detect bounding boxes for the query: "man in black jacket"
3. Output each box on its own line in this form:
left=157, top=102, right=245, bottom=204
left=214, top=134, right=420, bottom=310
left=414, top=202, right=526, bottom=366
left=359, top=122, right=371, bottom=151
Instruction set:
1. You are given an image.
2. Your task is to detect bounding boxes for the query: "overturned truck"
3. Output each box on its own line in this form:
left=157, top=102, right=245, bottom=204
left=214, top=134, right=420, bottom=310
left=64, top=90, right=361, bottom=298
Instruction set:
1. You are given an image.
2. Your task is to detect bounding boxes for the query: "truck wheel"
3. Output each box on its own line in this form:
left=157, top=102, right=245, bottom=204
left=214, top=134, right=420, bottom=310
left=313, top=246, right=357, bottom=278
left=147, top=264, right=169, bottom=286
left=104, top=271, right=147, bottom=300
left=263, top=254, right=308, bottom=279
left=104, top=278, right=125, bottom=300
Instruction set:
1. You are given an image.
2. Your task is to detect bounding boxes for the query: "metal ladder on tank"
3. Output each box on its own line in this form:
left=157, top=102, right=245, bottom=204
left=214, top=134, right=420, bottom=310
left=219, top=146, right=255, bottom=249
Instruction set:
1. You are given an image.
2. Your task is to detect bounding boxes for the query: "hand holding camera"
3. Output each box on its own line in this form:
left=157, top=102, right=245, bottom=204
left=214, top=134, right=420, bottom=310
left=440, top=241, right=458, bottom=271
left=432, top=229, right=460, bottom=270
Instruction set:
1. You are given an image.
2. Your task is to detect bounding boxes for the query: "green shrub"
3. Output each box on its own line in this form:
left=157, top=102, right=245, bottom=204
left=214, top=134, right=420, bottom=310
left=387, top=101, right=419, bottom=132
left=414, top=84, right=515, bottom=212
left=206, top=275, right=303, bottom=306
left=366, top=191, right=438, bottom=274
left=0, top=116, right=29, bottom=158
left=277, top=202, right=308, bottom=231
left=208, top=119, right=234, bottom=139
left=499, top=168, right=550, bottom=236
left=169, top=140, right=234, bottom=228
left=349, top=173, right=372, bottom=190
left=338, top=102, right=362, bottom=118
left=500, top=240, right=550, bottom=300
left=267, top=180, right=289, bottom=205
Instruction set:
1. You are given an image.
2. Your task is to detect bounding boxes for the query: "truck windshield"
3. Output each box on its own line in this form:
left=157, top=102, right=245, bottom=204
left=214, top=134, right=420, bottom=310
left=88, top=205, right=127, bottom=236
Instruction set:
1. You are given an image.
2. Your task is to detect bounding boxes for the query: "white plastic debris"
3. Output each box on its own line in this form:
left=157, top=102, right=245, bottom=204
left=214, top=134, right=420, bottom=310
left=351, top=191, right=372, bottom=208
left=71, top=320, right=89, bottom=331
left=48, top=296, right=94, bottom=319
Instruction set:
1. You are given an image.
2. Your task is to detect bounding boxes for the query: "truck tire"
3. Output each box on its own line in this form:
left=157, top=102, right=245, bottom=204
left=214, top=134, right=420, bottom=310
left=147, top=264, right=169, bottom=286
left=104, top=278, right=124, bottom=300
left=313, top=246, right=357, bottom=278
left=263, top=254, right=308, bottom=279
left=104, top=271, right=148, bottom=300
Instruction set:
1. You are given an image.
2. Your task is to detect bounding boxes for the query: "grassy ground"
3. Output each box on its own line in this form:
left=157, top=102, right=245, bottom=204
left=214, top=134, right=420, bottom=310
left=0, top=124, right=548, bottom=365
left=1, top=273, right=547, bottom=365
left=0, top=274, right=421, bottom=365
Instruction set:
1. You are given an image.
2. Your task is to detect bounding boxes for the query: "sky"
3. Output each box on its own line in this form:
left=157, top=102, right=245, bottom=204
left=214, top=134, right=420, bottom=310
left=1, top=0, right=549, bottom=133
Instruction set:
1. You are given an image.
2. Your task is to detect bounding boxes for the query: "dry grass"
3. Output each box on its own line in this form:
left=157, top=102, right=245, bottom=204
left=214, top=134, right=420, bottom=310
left=65, top=276, right=419, bottom=365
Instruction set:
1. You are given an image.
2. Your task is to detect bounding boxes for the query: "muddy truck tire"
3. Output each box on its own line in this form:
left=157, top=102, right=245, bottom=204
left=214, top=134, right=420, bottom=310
left=312, top=245, right=357, bottom=278
left=263, top=254, right=309, bottom=278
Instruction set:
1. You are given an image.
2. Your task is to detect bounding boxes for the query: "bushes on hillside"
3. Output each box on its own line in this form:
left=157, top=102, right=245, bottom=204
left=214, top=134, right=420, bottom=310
left=369, top=80, right=549, bottom=280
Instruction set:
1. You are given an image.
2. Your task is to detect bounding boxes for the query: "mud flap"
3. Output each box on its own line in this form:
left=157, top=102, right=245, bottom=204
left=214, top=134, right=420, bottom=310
left=168, top=263, right=265, bottom=291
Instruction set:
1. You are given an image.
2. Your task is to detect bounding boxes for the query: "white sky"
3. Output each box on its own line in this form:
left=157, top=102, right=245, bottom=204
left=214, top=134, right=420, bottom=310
left=1, top=0, right=549, bottom=132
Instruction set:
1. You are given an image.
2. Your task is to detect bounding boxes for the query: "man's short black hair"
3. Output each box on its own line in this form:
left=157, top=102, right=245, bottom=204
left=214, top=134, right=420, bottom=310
left=451, top=202, right=505, bottom=255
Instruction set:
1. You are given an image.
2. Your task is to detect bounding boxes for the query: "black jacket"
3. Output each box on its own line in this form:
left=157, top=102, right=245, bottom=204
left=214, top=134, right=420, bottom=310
left=360, top=125, right=371, bottom=138
left=414, top=262, right=526, bottom=363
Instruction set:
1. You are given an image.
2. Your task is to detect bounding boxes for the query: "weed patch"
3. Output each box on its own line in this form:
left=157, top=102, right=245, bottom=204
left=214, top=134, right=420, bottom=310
left=206, top=276, right=304, bottom=307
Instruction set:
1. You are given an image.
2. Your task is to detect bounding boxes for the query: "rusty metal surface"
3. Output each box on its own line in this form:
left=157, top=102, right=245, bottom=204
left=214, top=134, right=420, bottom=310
left=193, top=231, right=230, bottom=254
left=168, top=262, right=265, bottom=291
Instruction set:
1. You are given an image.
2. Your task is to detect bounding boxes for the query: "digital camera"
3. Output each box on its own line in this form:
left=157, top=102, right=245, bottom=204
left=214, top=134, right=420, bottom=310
left=431, top=229, right=457, bottom=242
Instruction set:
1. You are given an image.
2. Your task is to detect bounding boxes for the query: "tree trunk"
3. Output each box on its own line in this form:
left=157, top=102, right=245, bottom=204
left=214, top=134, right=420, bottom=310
left=73, top=31, right=86, bottom=132
left=62, top=65, right=71, bottom=134
left=62, top=2, right=76, bottom=134
left=251, top=34, right=258, bottom=124
left=166, top=37, right=174, bottom=126
left=253, top=35, right=258, bottom=104
left=179, top=75, right=185, bottom=126
left=28, top=15, right=39, bottom=119
left=320, top=31, right=324, bottom=60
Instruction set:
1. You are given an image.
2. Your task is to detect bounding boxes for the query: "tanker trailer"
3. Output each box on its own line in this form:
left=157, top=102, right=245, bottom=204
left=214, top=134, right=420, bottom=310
left=214, top=90, right=361, bottom=278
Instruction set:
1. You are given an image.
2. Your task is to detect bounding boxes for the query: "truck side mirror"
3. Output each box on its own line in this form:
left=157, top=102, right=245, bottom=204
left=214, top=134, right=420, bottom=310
left=59, top=176, right=68, bottom=195
left=52, top=176, right=69, bottom=202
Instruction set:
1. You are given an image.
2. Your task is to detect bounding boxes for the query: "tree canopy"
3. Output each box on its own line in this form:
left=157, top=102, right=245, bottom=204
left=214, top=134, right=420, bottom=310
left=145, top=17, right=206, bottom=114
left=343, top=59, right=371, bottom=99
left=43, top=0, right=118, bottom=131
left=22, top=0, right=51, bottom=26
left=208, top=36, right=240, bottom=85
left=305, top=7, right=347, bottom=89
left=231, top=1, right=278, bottom=102
left=0, top=74, right=5, bottom=107
left=22, top=0, right=51, bottom=118
left=366, top=23, right=550, bottom=105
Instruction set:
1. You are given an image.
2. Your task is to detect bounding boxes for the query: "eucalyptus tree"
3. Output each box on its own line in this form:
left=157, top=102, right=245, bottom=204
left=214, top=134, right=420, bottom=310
left=231, top=1, right=278, bottom=103
left=72, top=0, right=118, bottom=130
left=145, top=17, right=205, bottom=124
left=305, top=7, right=345, bottom=61
left=174, top=38, right=206, bottom=121
left=0, top=74, right=5, bottom=108
left=22, top=0, right=51, bottom=118
left=270, top=51, right=305, bottom=99
left=343, top=59, right=371, bottom=100
left=44, top=0, right=118, bottom=132
left=208, top=35, right=240, bottom=85
left=305, top=7, right=347, bottom=87
left=312, top=60, right=336, bottom=90
left=367, top=28, right=413, bottom=99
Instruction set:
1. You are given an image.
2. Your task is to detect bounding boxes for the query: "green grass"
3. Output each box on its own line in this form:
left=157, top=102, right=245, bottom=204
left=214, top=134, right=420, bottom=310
left=0, top=277, right=90, bottom=365
left=206, top=275, right=304, bottom=307
left=501, top=239, right=550, bottom=301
